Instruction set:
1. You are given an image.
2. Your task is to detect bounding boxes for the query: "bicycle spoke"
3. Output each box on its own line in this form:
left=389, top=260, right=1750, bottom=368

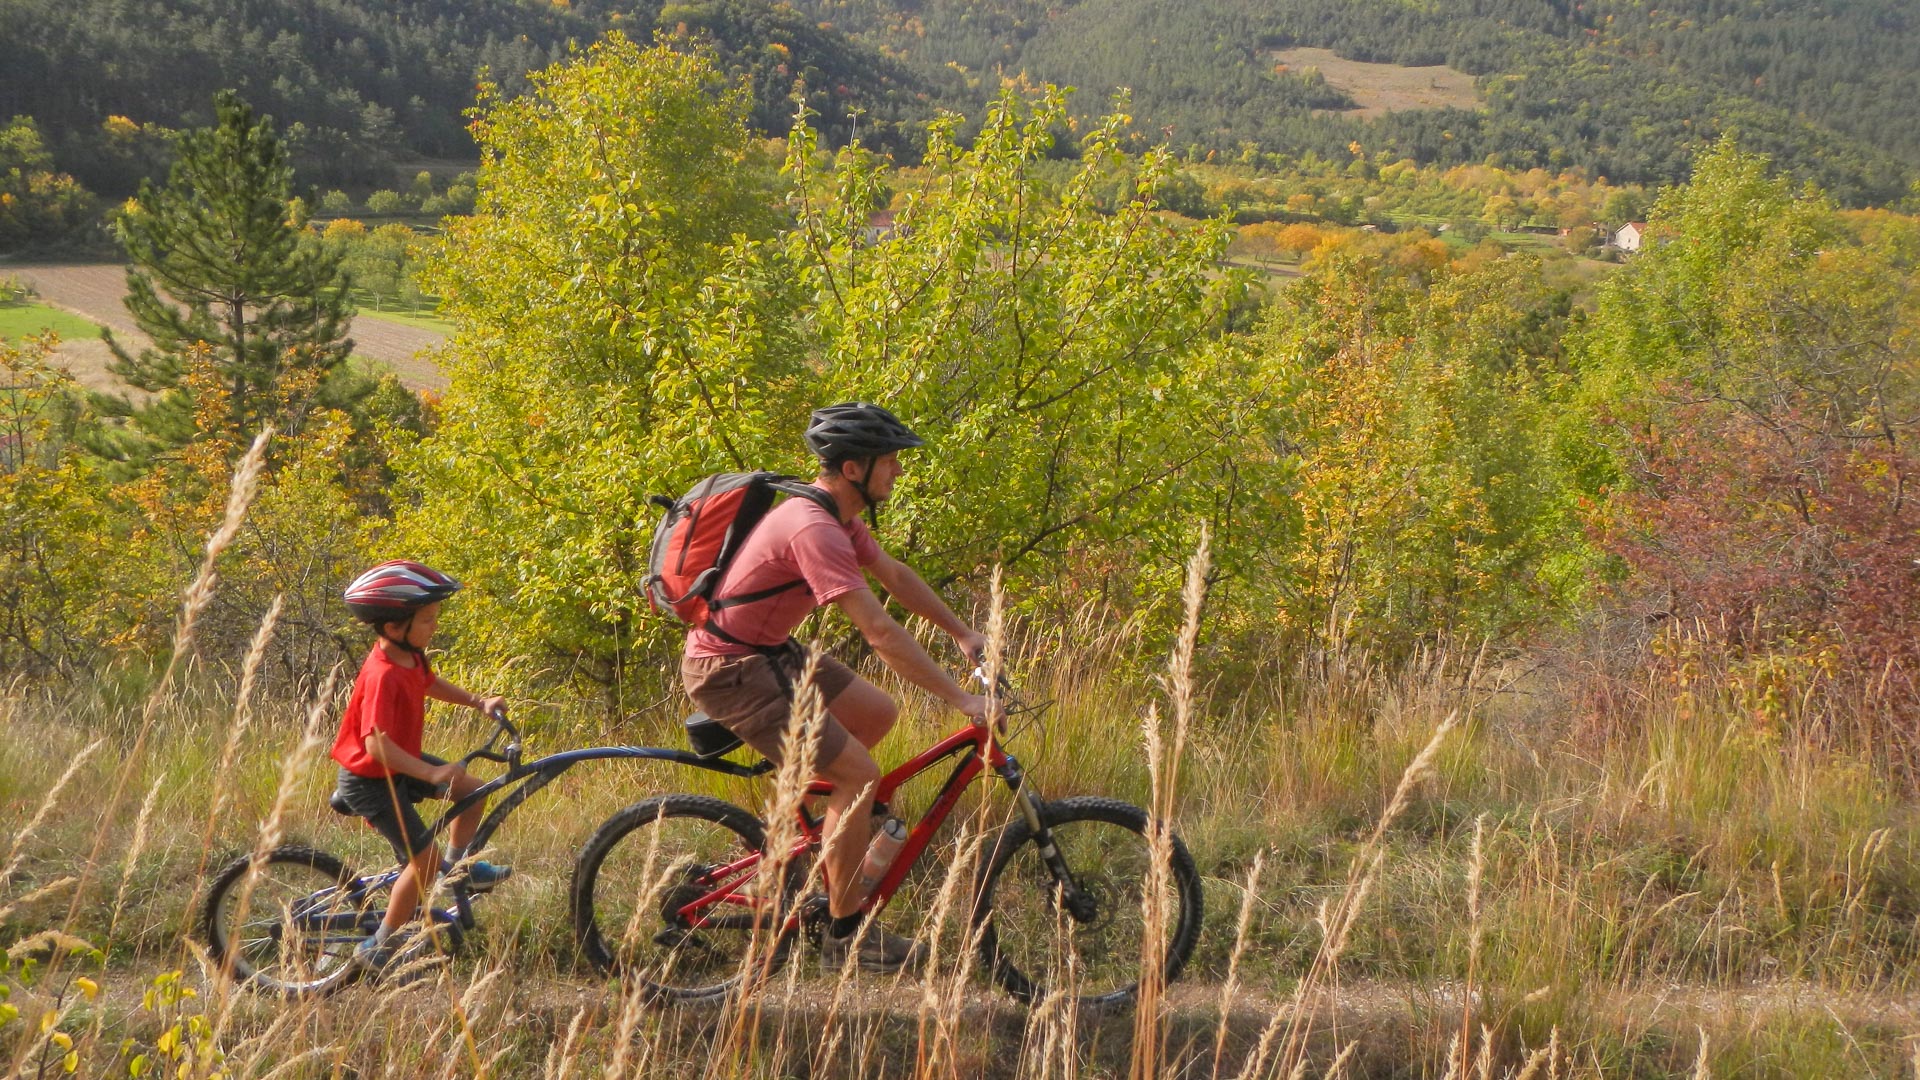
left=574, top=795, right=799, bottom=1003
left=976, top=797, right=1202, bottom=1012
left=203, top=846, right=377, bottom=995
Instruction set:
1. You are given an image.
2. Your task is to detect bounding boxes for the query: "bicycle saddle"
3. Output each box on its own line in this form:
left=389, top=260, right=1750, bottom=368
left=327, top=789, right=355, bottom=816
left=684, top=713, right=744, bottom=760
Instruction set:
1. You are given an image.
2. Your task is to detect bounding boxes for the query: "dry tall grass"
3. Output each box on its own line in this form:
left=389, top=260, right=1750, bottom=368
left=5, top=513, right=1920, bottom=1076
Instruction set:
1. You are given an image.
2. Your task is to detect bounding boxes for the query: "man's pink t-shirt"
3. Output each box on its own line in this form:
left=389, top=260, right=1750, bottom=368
left=686, top=486, right=881, bottom=657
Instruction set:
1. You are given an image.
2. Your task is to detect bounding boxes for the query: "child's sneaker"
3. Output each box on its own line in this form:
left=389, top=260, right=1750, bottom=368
left=353, top=932, right=406, bottom=976
left=441, top=858, right=513, bottom=892
left=461, top=860, right=512, bottom=892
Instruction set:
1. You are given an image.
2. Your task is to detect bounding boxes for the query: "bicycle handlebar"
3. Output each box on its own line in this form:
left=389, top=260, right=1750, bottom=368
left=457, top=707, right=523, bottom=770
left=970, top=664, right=1019, bottom=702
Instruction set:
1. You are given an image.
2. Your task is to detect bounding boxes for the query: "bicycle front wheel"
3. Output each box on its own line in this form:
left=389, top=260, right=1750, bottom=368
left=973, top=796, right=1204, bottom=1014
left=572, top=794, right=802, bottom=1005
left=201, top=845, right=376, bottom=996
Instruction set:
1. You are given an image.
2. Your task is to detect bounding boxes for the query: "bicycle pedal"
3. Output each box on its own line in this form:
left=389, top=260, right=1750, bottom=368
left=798, top=893, right=831, bottom=947
left=653, top=928, right=716, bottom=954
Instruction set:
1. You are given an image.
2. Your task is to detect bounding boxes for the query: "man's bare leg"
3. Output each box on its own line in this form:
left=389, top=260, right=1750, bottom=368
left=816, top=739, right=882, bottom=918
left=826, top=675, right=898, bottom=748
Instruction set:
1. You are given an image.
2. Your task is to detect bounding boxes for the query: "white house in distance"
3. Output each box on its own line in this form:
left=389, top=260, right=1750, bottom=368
left=1612, top=221, right=1648, bottom=253
left=862, top=209, right=901, bottom=245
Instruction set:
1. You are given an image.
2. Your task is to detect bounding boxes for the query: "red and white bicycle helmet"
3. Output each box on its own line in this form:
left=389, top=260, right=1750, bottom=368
left=344, top=560, right=463, bottom=625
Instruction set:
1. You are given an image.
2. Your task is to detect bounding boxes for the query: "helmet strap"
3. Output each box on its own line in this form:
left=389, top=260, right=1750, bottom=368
left=381, top=614, right=430, bottom=664
left=850, top=456, right=881, bottom=530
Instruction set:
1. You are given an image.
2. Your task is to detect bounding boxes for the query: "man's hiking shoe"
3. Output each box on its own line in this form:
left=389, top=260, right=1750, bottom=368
left=820, top=921, right=925, bottom=975
left=443, top=859, right=513, bottom=892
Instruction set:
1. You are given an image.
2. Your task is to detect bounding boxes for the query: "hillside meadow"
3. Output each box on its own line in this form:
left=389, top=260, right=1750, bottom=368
left=5, top=35, right=1920, bottom=1080
left=4, top=531, right=1919, bottom=1077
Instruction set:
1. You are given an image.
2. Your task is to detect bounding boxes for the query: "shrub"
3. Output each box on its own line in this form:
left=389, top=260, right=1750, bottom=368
left=364, top=189, right=405, bottom=215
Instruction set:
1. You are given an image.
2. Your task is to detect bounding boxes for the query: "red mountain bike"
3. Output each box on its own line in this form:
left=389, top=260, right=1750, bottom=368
left=570, top=673, right=1204, bottom=1014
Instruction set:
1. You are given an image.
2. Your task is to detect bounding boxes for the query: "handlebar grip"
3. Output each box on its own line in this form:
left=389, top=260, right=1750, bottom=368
left=970, top=665, right=1015, bottom=695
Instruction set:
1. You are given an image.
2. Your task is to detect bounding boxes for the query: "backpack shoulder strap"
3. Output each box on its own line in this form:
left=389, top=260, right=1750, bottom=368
left=767, top=479, right=840, bottom=519
left=703, top=480, right=840, bottom=617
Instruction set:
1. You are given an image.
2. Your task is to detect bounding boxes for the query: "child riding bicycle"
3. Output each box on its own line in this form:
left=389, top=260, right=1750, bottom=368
left=329, top=560, right=513, bottom=974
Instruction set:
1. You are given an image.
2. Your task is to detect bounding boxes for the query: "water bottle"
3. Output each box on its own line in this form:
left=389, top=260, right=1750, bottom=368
left=854, top=817, right=907, bottom=900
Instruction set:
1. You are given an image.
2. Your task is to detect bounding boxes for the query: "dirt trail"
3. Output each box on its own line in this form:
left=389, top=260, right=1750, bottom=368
left=31, top=966, right=1920, bottom=1079
left=57, top=960, right=1920, bottom=1034
left=4, top=262, right=448, bottom=392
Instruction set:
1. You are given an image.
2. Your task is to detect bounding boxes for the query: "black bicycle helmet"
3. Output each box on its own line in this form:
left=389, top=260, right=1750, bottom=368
left=804, top=402, right=924, bottom=465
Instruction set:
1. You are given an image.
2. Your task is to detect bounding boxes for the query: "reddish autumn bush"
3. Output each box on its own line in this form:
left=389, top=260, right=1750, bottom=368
left=1600, top=400, right=1920, bottom=762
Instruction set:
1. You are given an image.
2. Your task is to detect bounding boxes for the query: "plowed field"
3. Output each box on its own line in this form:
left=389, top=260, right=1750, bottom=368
left=4, top=262, right=448, bottom=392
left=1271, top=47, right=1482, bottom=118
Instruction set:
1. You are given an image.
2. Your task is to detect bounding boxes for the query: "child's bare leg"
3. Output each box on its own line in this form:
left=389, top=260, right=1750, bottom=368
left=446, top=772, right=485, bottom=854
left=381, top=845, right=440, bottom=933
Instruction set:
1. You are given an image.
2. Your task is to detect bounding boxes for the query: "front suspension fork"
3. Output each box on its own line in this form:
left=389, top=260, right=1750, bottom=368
left=998, top=754, right=1096, bottom=922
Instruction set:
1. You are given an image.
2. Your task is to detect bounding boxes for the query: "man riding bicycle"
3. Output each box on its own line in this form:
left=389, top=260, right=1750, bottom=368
left=679, top=402, right=1000, bottom=973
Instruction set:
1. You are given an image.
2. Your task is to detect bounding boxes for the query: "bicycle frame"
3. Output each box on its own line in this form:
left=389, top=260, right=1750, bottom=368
left=661, top=721, right=1069, bottom=935
left=369, top=718, right=775, bottom=929
left=373, top=709, right=1072, bottom=941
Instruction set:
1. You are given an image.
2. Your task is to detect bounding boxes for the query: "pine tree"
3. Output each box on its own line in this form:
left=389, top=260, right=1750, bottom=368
left=99, top=91, right=354, bottom=460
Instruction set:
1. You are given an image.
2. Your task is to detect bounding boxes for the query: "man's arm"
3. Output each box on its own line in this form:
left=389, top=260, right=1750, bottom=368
left=867, top=552, right=986, bottom=661
left=835, top=587, right=991, bottom=721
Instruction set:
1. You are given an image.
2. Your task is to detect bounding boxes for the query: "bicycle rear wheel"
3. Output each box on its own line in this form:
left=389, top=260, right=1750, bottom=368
left=201, top=845, right=377, bottom=996
left=572, top=794, right=801, bottom=1005
left=972, top=796, right=1204, bottom=1014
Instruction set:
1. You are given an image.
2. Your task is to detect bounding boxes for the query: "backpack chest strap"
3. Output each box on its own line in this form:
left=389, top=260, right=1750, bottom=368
left=707, top=578, right=809, bottom=611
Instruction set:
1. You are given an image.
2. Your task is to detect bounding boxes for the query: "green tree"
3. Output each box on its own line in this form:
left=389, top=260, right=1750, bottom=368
left=1570, top=136, right=1920, bottom=618
left=335, top=223, right=422, bottom=309
left=1601, top=188, right=1648, bottom=226
left=786, top=88, right=1251, bottom=620
left=1570, top=137, right=1905, bottom=455
left=364, top=189, right=405, bottom=215
left=1249, top=251, right=1578, bottom=651
left=0, top=337, right=119, bottom=673
left=0, top=116, right=97, bottom=252
left=100, top=92, right=355, bottom=464
left=397, top=42, right=1252, bottom=693
left=1481, top=192, right=1522, bottom=230
left=1568, top=138, right=1920, bottom=741
left=394, top=35, right=797, bottom=692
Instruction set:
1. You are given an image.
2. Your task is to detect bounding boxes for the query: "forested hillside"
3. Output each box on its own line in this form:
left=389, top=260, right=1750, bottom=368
left=796, top=0, right=1920, bottom=204
left=5, top=0, right=1916, bottom=204
left=0, top=0, right=929, bottom=195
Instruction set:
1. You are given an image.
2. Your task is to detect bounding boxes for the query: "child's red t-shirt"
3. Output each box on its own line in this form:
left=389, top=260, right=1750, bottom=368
left=331, top=644, right=435, bottom=779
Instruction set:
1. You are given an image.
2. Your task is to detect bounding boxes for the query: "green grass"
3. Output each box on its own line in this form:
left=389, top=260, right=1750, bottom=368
left=4, top=599, right=1918, bottom=1076
left=0, top=300, right=100, bottom=342
left=1488, top=230, right=1563, bottom=253
left=357, top=308, right=454, bottom=333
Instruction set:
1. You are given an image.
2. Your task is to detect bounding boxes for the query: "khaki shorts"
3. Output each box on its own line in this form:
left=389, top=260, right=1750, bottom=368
left=680, top=646, right=858, bottom=769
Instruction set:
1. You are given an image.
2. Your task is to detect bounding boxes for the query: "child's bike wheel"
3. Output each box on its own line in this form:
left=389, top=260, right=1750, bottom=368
left=201, top=845, right=376, bottom=997
left=971, top=796, right=1205, bottom=1015
left=572, top=794, right=801, bottom=1005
